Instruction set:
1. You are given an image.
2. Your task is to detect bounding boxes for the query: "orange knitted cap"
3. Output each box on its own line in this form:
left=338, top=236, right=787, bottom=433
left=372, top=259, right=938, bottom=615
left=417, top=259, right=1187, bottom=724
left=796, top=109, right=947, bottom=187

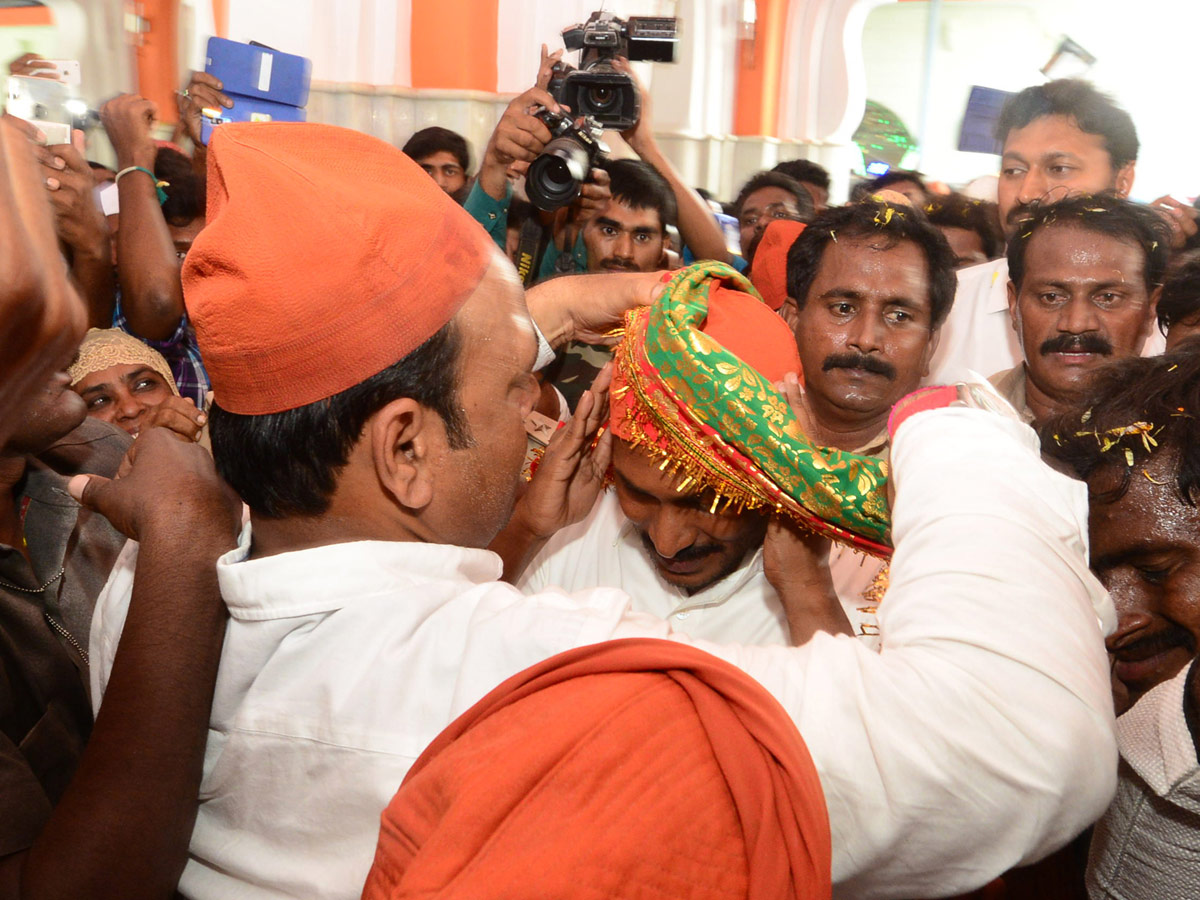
left=183, top=122, right=496, bottom=415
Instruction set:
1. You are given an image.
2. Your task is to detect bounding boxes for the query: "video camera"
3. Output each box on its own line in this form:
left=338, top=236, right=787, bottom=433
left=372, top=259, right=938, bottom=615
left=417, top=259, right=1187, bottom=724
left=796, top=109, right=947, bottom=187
left=525, top=108, right=606, bottom=212
left=549, top=10, right=678, bottom=132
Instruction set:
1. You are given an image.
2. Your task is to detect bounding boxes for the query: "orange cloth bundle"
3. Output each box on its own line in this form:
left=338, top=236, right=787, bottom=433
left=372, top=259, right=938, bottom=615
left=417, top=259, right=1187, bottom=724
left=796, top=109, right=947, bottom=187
left=183, top=122, right=496, bottom=415
left=361, top=639, right=831, bottom=900
left=749, top=219, right=806, bottom=311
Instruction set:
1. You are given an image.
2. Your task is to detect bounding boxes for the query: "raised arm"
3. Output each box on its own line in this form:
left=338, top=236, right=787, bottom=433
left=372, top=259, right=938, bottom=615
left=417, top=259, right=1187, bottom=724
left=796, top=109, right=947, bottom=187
left=0, top=117, right=87, bottom=446
left=700, top=403, right=1118, bottom=897
left=34, top=131, right=115, bottom=327
left=613, top=58, right=730, bottom=265
left=101, top=94, right=185, bottom=341
left=5, top=430, right=238, bottom=900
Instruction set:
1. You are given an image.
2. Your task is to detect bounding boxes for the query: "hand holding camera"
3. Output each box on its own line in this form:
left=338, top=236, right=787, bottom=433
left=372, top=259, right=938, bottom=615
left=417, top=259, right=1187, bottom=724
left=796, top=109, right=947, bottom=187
left=478, top=85, right=559, bottom=201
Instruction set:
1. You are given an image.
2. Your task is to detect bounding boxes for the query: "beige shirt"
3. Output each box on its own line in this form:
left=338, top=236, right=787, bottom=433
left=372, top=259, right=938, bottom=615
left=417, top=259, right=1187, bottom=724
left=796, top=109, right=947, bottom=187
left=989, top=365, right=1035, bottom=425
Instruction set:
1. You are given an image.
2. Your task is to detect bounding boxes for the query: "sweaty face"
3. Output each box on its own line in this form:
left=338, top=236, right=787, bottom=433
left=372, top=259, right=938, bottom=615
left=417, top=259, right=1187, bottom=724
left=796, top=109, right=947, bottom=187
left=434, top=257, right=539, bottom=547
left=938, top=225, right=988, bottom=268
left=72, top=363, right=174, bottom=436
left=739, top=187, right=802, bottom=256
left=1009, top=225, right=1156, bottom=413
left=793, top=235, right=938, bottom=428
left=417, top=151, right=467, bottom=196
left=583, top=199, right=665, bottom=273
left=5, top=372, right=87, bottom=455
left=612, top=439, right=768, bottom=594
left=997, top=115, right=1132, bottom=237
left=1089, top=454, right=1200, bottom=714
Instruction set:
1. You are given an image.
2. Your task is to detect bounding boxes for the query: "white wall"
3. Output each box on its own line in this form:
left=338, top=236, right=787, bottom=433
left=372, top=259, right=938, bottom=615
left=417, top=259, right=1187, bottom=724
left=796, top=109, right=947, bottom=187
left=861, top=0, right=1200, bottom=201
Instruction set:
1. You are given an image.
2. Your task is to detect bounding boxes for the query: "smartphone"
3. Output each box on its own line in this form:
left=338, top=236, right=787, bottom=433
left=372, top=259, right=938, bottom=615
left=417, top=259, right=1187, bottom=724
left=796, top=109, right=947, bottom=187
left=6, top=75, right=72, bottom=144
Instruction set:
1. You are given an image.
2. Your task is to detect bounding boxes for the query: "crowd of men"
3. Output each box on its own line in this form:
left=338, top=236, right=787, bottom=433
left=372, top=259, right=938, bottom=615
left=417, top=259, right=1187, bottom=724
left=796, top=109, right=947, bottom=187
left=2, top=42, right=1199, bottom=900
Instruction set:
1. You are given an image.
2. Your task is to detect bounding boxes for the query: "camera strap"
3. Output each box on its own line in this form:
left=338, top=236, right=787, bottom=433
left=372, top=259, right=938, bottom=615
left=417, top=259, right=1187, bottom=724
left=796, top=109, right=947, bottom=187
left=515, top=217, right=547, bottom=288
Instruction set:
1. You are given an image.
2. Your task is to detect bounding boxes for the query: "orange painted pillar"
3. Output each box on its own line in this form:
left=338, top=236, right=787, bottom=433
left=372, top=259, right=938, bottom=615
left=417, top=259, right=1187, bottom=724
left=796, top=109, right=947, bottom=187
left=212, top=0, right=230, bottom=38
left=135, top=0, right=180, bottom=124
left=410, top=0, right=498, bottom=91
left=733, top=0, right=790, bottom=137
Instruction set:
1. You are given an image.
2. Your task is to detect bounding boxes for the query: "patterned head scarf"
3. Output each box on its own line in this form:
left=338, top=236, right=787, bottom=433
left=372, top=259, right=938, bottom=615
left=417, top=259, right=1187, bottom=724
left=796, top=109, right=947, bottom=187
left=610, top=261, right=891, bottom=556
left=67, top=328, right=180, bottom=396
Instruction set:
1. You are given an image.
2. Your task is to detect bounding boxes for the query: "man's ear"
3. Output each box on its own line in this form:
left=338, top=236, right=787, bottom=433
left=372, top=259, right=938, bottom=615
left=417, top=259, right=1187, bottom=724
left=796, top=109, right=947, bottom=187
left=1114, top=162, right=1136, bottom=198
left=1142, top=284, right=1163, bottom=345
left=370, top=397, right=436, bottom=511
left=920, top=327, right=942, bottom=378
left=1006, top=278, right=1020, bottom=333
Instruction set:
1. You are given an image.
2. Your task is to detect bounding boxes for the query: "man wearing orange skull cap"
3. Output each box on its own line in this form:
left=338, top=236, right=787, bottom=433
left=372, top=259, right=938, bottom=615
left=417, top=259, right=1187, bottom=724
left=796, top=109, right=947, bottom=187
left=89, top=122, right=1117, bottom=900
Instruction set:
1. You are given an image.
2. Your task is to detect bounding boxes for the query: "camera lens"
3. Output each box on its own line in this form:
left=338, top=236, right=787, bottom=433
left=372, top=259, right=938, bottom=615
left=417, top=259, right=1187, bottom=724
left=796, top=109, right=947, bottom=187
left=586, top=86, right=615, bottom=111
left=526, top=136, right=592, bottom=211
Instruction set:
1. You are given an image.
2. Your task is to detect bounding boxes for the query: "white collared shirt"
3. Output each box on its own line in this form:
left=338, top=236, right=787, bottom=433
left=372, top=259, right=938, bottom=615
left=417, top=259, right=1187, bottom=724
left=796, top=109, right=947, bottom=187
left=90, top=407, right=1118, bottom=900
left=927, top=258, right=1166, bottom=386
left=519, top=491, right=884, bottom=648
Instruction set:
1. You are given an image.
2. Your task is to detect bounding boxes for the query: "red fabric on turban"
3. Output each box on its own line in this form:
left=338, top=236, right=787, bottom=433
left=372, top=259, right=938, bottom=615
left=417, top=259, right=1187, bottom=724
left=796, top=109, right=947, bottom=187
left=183, top=122, right=496, bottom=415
left=361, top=639, right=832, bottom=900
left=749, top=219, right=806, bottom=311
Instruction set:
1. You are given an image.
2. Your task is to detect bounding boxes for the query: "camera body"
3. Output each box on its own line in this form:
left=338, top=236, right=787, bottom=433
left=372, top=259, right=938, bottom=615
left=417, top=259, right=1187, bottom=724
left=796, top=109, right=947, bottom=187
left=549, top=10, right=679, bottom=132
left=525, top=109, right=607, bottom=212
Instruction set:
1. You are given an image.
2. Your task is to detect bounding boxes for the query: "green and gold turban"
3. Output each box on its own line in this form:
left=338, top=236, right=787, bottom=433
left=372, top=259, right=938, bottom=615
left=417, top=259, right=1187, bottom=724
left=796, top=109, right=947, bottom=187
left=609, top=261, right=891, bottom=557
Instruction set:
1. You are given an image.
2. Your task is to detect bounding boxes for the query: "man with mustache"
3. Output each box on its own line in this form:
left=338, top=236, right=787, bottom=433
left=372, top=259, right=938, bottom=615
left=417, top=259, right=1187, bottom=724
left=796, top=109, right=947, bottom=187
left=928, top=79, right=1168, bottom=384
left=1042, top=350, right=1200, bottom=900
left=780, top=196, right=956, bottom=642
left=989, top=194, right=1168, bottom=426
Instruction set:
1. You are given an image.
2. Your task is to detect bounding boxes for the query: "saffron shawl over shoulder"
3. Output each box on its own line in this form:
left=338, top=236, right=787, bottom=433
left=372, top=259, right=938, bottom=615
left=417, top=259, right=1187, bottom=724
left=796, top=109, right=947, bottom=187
left=361, top=639, right=832, bottom=900
left=610, top=261, right=891, bottom=556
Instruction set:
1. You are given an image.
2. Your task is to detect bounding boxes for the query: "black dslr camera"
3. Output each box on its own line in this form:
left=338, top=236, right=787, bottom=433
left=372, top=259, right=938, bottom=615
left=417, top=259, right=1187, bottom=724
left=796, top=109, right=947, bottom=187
left=549, top=10, right=679, bottom=132
left=525, top=109, right=607, bottom=212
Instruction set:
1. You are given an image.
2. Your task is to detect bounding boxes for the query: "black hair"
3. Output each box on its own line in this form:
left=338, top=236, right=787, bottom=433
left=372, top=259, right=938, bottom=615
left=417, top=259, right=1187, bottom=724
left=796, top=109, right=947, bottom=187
left=599, top=158, right=677, bottom=230
left=772, top=159, right=830, bottom=192
left=154, top=147, right=205, bottom=227
left=995, top=79, right=1138, bottom=170
left=209, top=322, right=470, bottom=518
left=402, top=127, right=471, bottom=173
left=785, top=198, right=957, bottom=328
left=734, top=171, right=814, bottom=222
left=1041, top=347, right=1200, bottom=507
left=1006, top=193, right=1170, bottom=293
left=868, top=169, right=927, bottom=196
left=923, top=193, right=1006, bottom=259
left=1157, top=249, right=1200, bottom=334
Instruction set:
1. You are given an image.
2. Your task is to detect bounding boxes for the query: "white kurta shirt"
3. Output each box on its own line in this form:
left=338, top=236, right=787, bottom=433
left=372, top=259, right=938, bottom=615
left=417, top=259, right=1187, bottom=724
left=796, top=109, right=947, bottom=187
left=519, top=491, right=883, bottom=648
left=90, top=407, right=1118, bottom=900
left=927, top=257, right=1166, bottom=386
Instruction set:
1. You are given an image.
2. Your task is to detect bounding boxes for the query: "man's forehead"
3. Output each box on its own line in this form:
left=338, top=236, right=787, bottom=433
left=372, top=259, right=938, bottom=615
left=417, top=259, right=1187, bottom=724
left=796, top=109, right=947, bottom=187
left=600, top=198, right=662, bottom=229
left=742, top=187, right=794, bottom=212
left=1024, top=225, right=1145, bottom=282
left=1003, top=114, right=1111, bottom=160
left=815, top=235, right=932, bottom=298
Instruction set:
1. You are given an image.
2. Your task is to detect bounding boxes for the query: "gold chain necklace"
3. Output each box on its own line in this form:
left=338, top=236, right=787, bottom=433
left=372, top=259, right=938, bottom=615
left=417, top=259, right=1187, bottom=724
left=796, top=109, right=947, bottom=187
left=0, top=565, right=65, bottom=593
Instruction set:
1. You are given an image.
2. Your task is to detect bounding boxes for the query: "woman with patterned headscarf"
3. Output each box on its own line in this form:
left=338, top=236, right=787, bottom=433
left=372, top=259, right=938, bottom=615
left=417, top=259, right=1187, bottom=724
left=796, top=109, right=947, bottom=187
left=67, top=328, right=207, bottom=442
